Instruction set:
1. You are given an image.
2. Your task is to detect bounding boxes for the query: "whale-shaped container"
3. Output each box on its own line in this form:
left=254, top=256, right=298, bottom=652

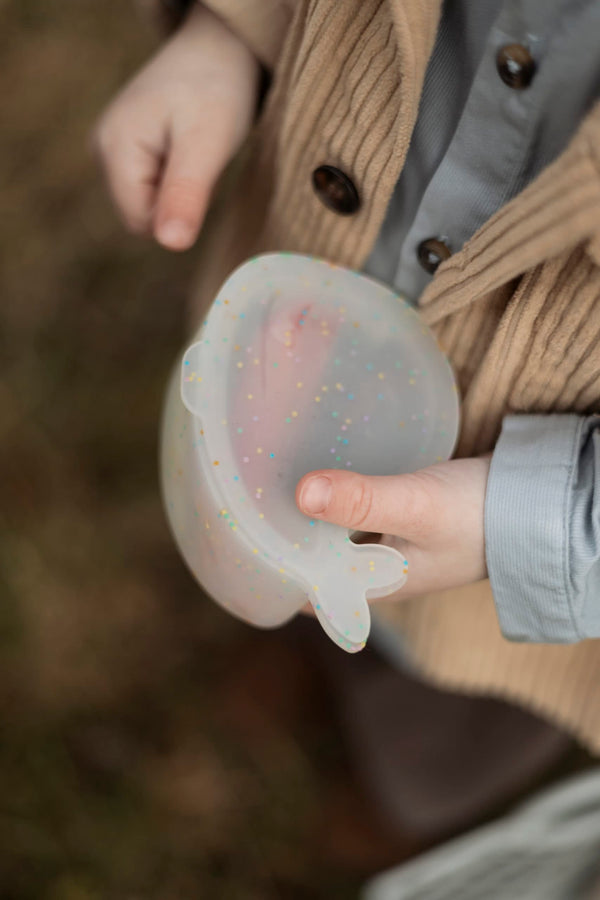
left=160, top=253, right=460, bottom=652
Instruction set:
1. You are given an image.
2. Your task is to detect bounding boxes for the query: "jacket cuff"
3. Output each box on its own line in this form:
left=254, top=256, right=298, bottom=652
left=485, top=414, right=584, bottom=643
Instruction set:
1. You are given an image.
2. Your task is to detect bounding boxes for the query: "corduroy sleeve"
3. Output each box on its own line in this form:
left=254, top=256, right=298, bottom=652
left=137, top=0, right=293, bottom=70
left=485, top=413, right=600, bottom=643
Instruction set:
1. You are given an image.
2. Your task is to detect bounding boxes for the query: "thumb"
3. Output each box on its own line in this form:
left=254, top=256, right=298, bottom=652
left=295, top=469, right=434, bottom=539
left=153, top=122, right=226, bottom=251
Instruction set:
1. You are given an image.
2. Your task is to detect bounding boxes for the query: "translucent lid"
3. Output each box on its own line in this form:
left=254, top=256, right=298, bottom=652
left=181, top=253, right=459, bottom=651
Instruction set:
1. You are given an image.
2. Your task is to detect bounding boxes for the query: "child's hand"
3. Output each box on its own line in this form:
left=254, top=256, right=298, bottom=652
left=296, top=456, right=491, bottom=599
left=94, top=3, right=260, bottom=250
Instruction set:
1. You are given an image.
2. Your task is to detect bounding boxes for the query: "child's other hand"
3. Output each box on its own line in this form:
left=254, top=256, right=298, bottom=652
left=93, top=4, right=260, bottom=250
left=296, top=456, right=492, bottom=599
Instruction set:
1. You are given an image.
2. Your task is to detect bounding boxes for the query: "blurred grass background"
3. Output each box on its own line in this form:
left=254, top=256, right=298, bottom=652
left=0, top=2, right=410, bottom=897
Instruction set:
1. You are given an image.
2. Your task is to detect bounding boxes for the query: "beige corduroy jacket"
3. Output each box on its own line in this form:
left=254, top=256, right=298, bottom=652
left=153, top=0, right=600, bottom=752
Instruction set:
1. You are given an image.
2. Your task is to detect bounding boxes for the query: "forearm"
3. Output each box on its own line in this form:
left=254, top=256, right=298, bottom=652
left=142, top=0, right=292, bottom=69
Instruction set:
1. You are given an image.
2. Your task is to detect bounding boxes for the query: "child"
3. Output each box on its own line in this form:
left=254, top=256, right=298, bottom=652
left=95, top=0, right=600, bottom=774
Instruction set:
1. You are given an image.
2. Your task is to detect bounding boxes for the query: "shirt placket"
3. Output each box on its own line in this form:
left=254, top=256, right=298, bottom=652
left=395, top=0, right=555, bottom=304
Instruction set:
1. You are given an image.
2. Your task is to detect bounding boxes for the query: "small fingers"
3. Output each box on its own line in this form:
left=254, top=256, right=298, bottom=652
left=94, top=126, right=160, bottom=235
left=296, top=470, right=437, bottom=540
left=153, top=123, right=225, bottom=251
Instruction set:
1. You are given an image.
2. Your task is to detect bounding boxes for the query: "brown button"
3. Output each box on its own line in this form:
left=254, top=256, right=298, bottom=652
left=312, top=165, right=360, bottom=215
left=417, top=237, right=452, bottom=274
left=496, top=43, right=536, bottom=89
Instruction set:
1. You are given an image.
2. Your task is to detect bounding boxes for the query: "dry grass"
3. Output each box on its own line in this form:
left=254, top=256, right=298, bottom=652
left=0, top=3, right=407, bottom=897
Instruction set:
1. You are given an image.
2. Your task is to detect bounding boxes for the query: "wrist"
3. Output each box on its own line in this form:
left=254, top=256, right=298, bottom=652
left=181, top=3, right=256, bottom=57
left=176, top=2, right=261, bottom=92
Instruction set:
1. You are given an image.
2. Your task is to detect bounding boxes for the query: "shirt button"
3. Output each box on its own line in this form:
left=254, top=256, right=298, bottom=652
left=496, top=43, right=536, bottom=89
left=417, top=237, right=452, bottom=274
left=312, top=165, right=360, bottom=215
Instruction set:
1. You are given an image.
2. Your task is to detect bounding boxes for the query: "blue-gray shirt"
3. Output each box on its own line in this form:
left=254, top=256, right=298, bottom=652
left=364, top=0, right=600, bottom=643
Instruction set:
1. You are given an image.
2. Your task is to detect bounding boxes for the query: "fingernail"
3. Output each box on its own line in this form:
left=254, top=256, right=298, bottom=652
left=156, top=219, right=194, bottom=250
left=299, top=476, right=332, bottom=515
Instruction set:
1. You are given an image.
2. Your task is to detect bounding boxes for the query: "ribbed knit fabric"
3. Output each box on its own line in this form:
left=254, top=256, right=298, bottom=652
left=154, top=0, right=600, bottom=752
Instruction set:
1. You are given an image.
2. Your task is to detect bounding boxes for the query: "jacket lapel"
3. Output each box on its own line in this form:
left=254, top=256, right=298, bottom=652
left=418, top=101, right=600, bottom=326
